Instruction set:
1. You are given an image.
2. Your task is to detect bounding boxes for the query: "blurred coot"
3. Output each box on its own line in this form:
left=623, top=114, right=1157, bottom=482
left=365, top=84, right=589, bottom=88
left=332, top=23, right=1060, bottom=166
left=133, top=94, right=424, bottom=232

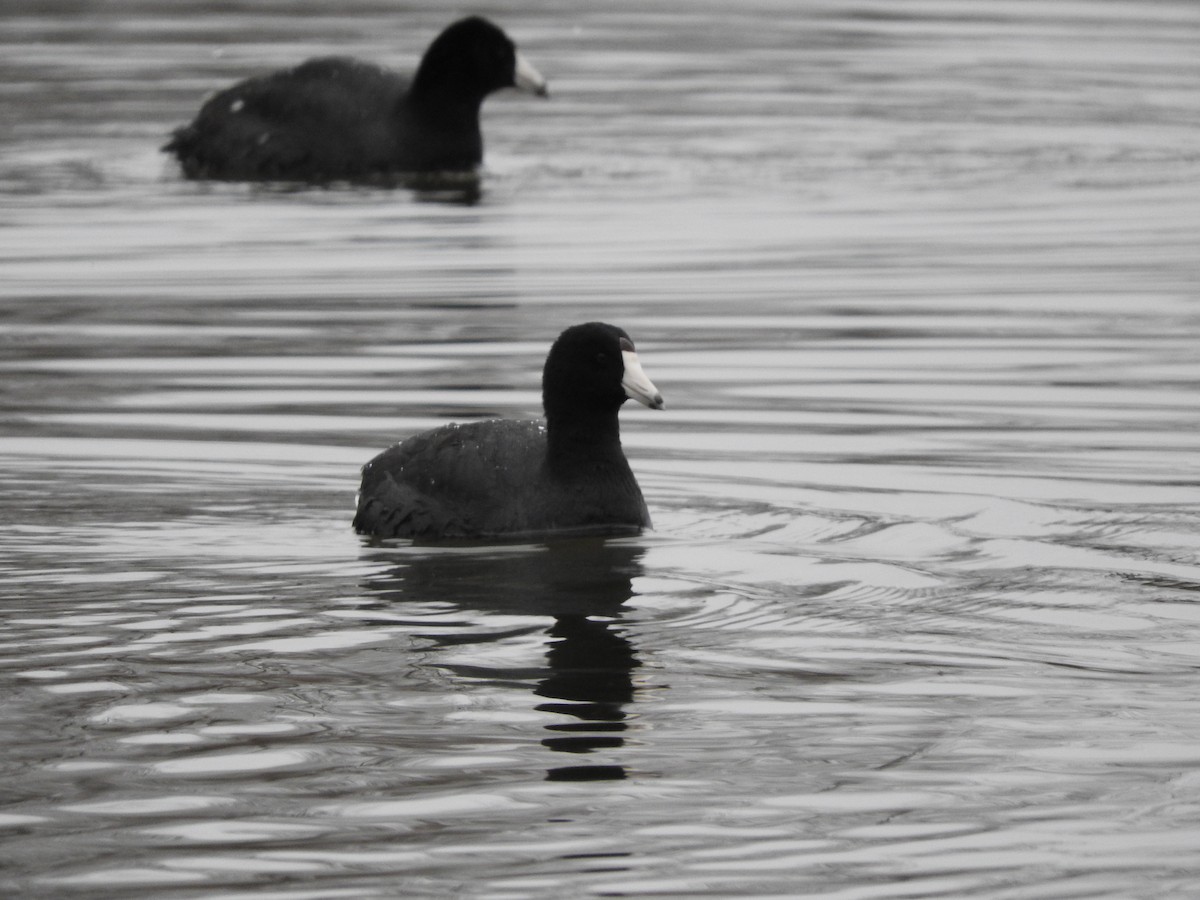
left=164, top=16, right=547, bottom=182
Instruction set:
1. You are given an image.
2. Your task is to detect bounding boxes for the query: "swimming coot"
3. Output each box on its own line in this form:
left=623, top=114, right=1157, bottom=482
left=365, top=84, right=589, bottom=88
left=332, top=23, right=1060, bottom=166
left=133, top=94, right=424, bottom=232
left=353, top=323, right=664, bottom=541
left=164, top=16, right=547, bottom=182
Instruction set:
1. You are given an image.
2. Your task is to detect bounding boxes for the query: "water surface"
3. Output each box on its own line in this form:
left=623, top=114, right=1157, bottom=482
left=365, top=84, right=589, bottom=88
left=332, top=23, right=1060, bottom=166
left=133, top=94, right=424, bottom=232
left=3, top=1, right=1200, bottom=897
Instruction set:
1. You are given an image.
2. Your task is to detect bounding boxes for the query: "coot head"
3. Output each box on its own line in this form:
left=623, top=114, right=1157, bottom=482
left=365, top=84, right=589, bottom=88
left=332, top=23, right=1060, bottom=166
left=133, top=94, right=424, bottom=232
left=412, top=16, right=548, bottom=105
left=543, top=323, right=664, bottom=420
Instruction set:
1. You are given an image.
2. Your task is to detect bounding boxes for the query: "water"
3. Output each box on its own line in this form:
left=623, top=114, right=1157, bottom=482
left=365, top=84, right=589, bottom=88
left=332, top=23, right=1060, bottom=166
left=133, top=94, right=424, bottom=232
left=3, top=1, right=1200, bottom=896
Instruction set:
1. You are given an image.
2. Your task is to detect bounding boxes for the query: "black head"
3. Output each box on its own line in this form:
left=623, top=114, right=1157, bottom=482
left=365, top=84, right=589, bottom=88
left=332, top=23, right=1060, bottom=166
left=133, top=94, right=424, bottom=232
left=542, top=323, right=664, bottom=421
left=412, top=17, right=547, bottom=105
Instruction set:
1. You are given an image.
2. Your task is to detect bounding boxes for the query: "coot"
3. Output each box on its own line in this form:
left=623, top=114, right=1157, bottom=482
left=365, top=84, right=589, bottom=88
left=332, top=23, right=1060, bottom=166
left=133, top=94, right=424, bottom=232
left=353, top=323, right=664, bottom=541
left=164, top=16, right=547, bottom=182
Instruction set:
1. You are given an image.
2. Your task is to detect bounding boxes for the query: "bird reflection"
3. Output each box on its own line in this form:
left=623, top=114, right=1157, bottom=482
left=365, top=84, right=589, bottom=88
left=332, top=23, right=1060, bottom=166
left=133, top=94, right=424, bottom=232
left=362, top=539, right=645, bottom=781
left=538, top=613, right=638, bottom=780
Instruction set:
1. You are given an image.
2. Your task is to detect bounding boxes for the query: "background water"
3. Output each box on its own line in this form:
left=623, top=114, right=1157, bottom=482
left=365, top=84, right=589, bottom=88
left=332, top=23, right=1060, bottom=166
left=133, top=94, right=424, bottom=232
left=3, top=1, right=1200, bottom=897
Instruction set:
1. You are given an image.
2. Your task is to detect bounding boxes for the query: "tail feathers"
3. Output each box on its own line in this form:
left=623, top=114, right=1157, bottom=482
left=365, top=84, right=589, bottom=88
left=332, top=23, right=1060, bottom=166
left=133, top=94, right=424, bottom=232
left=162, top=124, right=195, bottom=156
left=353, top=471, right=469, bottom=539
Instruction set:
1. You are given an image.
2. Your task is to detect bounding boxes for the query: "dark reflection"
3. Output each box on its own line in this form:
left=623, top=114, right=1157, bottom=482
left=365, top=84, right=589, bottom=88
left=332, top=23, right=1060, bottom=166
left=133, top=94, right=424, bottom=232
left=370, top=170, right=483, bottom=205
left=537, top=613, right=638, bottom=776
left=239, top=171, right=483, bottom=204
left=410, top=184, right=483, bottom=207
left=362, top=539, right=645, bottom=781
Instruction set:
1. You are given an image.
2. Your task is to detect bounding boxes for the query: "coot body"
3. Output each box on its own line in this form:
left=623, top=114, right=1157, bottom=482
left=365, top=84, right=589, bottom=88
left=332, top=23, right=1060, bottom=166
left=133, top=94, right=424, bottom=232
left=164, top=16, right=547, bottom=182
left=353, top=323, right=664, bottom=541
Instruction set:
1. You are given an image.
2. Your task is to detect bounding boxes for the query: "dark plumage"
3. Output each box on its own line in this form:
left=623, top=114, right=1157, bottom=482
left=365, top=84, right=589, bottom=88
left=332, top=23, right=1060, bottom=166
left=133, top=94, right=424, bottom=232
left=353, top=323, right=664, bottom=542
left=164, top=16, right=547, bottom=183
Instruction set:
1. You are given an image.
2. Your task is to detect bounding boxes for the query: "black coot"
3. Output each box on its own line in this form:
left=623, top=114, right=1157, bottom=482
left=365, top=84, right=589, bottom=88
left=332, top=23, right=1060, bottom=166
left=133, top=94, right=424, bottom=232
left=164, top=16, right=547, bottom=183
left=353, top=323, right=664, bottom=541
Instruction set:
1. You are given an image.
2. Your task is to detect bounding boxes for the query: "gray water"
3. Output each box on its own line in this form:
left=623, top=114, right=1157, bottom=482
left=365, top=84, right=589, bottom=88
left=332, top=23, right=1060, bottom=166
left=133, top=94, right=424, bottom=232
left=3, top=1, right=1200, bottom=897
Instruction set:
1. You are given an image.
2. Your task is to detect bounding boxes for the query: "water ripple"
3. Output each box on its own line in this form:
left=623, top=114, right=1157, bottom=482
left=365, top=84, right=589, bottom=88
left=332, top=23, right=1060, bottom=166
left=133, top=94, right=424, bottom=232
left=3, top=1, right=1200, bottom=897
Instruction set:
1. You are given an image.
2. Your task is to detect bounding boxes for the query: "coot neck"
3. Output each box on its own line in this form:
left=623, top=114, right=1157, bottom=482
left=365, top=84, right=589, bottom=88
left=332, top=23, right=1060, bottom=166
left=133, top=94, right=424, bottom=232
left=545, top=406, right=625, bottom=475
left=407, top=60, right=488, bottom=119
left=404, top=88, right=485, bottom=123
